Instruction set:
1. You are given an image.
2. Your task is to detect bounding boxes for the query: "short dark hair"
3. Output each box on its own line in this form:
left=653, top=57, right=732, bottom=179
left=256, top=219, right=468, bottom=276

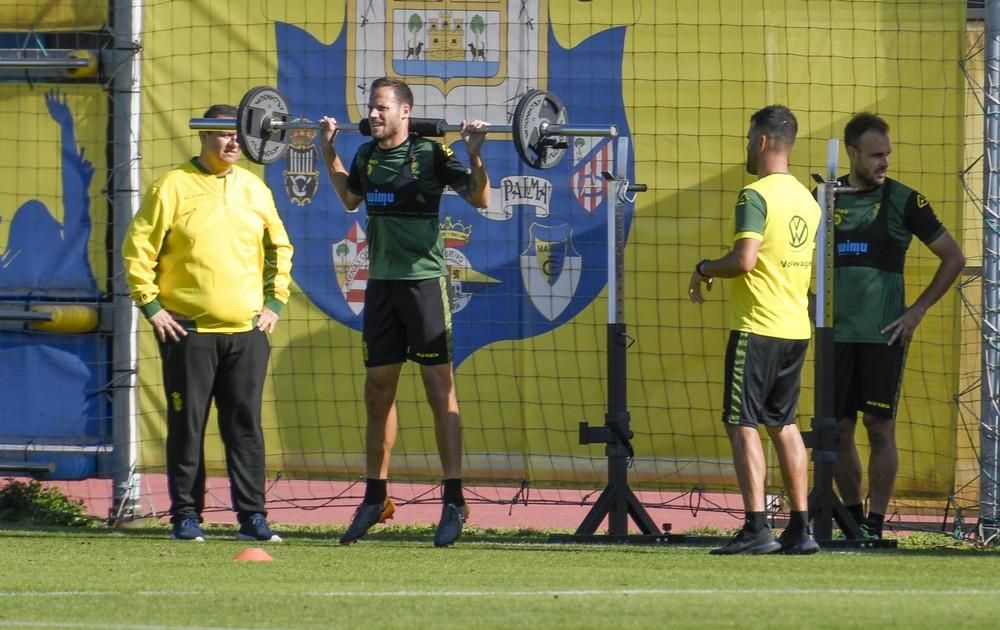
left=203, top=104, right=237, bottom=119
left=370, top=76, right=414, bottom=108
left=750, top=105, right=797, bottom=149
left=844, top=113, right=889, bottom=148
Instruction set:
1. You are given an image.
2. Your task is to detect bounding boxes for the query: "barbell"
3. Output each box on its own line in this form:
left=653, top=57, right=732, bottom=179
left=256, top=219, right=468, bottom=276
left=188, top=86, right=618, bottom=170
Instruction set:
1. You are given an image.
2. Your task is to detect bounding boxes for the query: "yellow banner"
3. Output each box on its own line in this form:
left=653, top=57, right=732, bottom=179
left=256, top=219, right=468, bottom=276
left=137, top=0, right=967, bottom=505
left=0, top=85, right=107, bottom=294
left=0, top=1, right=105, bottom=31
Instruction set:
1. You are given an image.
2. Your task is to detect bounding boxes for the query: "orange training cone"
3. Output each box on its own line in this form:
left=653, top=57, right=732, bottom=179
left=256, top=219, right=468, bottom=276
left=234, top=547, right=273, bottom=562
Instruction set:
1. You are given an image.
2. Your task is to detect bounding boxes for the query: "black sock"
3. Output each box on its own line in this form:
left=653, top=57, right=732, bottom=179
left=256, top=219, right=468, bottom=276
left=787, top=511, right=809, bottom=534
left=363, top=478, right=387, bottom=504
left=745, top=511, right=768, bottom=533
left=846, top=503, right=865, bottom=527
left=865, top=512, right=885, bottom=537
left=443, top=478, right=465, bottom=506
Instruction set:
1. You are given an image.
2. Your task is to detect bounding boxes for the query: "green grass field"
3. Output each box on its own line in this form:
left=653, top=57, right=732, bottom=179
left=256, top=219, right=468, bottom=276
left=2, top=524, right=1000, bottom=629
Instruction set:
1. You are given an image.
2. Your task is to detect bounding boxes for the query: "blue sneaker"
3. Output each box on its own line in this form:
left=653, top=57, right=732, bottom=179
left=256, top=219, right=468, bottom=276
left=237, top=513, right=282, bottom=543
left=778, top=527, right=821, bottom=554
left=172, top=517, right=206, bottom=542
left=433, top=503, right=470, bottom=547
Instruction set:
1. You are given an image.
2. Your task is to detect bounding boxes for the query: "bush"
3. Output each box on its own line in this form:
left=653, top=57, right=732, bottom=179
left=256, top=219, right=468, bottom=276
left=0, top=478, right=89, bottom=527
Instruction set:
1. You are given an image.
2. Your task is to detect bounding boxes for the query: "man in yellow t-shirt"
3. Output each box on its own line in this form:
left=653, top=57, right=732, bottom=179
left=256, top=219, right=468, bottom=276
left=689, top=105, right=820, bottom=555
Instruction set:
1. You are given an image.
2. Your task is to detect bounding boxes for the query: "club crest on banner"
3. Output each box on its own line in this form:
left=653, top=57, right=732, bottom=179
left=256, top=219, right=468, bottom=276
left=520, top=222, right=581, bottom=321
left=284, top=121, right=320, bottom=206
left=571, top=138, right=613, bottom=213
left=441, top=216, right=500, bottom=313
left=348, top=0, right=545, bottom=117
left=333, top=222, right=369, bottom=315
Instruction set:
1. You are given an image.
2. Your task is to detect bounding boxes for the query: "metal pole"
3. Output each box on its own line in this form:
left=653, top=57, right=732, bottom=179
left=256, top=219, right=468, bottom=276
left=188, top=117, right=618, bottom=139
left=0, top=57, right=91, bottom=69
left=109, top=0, right=143, bottom=523
left=981, top=0, right=1000, bottom=540
left=605, top=135, right=630, bottom=537
left=552, top=137, right=658, bottom=542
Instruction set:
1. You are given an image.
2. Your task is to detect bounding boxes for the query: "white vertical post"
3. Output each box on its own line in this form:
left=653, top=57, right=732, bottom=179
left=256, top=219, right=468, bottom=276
left=109, top=0, right=144, bottom=521
left=981, top=0, right=1000, bottom=538
left=607, top=136, right=629, bottom=325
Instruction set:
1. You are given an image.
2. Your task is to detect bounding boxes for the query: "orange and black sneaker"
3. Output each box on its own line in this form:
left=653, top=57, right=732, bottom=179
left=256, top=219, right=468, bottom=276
left=339, top=498, right=396, bottom=545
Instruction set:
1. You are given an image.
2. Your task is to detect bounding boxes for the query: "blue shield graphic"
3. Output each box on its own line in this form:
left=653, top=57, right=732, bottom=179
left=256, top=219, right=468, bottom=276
left=269, top=17, right=633, bottom=366
left=520, top=222, right=581, bottom=321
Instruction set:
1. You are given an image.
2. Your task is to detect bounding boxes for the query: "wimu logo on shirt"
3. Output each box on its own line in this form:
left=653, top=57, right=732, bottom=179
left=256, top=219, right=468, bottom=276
left=366, top=190, right=396, bottom=206
left=838, top=240, right=869, bottom=256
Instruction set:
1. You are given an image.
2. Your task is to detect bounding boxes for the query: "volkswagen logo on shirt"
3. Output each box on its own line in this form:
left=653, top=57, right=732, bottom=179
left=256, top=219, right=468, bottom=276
left=788, top=215, right=810, bottom=249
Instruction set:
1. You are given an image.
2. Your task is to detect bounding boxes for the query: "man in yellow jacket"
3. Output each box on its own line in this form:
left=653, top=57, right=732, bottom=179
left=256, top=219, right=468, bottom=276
left=123, top=104, right=293, bottom=542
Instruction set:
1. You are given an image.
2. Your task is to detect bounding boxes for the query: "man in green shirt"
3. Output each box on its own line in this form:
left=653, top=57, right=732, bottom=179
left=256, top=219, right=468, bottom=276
left=832, top=113, right=965, bottom=539
left=319, top=77, right=489, bottom=547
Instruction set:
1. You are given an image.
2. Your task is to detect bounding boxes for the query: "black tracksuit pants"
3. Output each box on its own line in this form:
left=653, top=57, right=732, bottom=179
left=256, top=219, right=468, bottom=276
left=158, top=328, right=270, bottom=523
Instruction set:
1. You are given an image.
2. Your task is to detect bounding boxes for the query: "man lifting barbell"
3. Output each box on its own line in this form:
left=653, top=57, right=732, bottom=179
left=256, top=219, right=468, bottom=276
left=321, top=76, right=489, bottom=548
left=188, top=80, right=620, bottom=545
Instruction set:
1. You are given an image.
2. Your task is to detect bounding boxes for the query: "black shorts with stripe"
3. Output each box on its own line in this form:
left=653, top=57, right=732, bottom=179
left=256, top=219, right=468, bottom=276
left=833, top=341, right=907, bottom=421
left=362, top=277, right=453, bottom=367
left=721, top=331, right=809, bottom=428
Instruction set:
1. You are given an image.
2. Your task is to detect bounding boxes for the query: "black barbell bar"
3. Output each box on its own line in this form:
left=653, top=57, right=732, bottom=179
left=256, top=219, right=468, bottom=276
left=189, top=116, right=617, bottom=140
left=188, top=86, right=618, bottom=170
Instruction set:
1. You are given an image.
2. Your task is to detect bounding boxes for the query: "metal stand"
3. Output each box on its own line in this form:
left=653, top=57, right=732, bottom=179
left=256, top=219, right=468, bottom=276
left=548, top=137, right=664, bottom=544
left=806, top=143, right=896, bottom=549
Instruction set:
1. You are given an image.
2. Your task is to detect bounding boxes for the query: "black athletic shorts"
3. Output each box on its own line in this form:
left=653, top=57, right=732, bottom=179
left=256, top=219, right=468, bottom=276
left=834, top=341, right=907, bottom=421
left=721, top=331, right=809, bottom=428
left=362, top=277, right=453, bottom=367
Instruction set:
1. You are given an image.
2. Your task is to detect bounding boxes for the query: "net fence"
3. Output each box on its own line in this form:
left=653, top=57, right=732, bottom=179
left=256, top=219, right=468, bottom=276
left=0, top=0, right=986, bottom=534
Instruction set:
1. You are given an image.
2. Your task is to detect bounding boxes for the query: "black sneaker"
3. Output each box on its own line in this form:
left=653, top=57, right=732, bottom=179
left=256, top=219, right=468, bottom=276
left=858, top=523, right=882, bottom=540
left=237, top=513, right=282, bottom=543
left=171, top=516, right=206, bottom=542
left=339, top=498, right=396, bottom=545
left=777, top=527, right=820, bottom=554
left=710, top=526, right=781, bottom=555
left=835, top=522, right=881, bottom=541
left=433, top=503, right=470, bottom=547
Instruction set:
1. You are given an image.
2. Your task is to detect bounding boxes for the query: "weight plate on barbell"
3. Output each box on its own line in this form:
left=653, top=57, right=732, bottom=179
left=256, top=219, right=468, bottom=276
left=236, top=86, right=292, bottom=165
left=512, top=89, right=568, bottom=170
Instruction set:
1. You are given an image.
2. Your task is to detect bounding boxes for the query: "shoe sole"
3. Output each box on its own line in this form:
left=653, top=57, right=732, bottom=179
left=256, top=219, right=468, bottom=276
left=710, top=540, right=782, bottom=555
left=339, top=502, right=396, bottom=545
left=780, top=542, right=820, bottom=555
left=751, top=541, right=782, bottom=554
left=172, top=535, right=205, bottom=542
left=236, top=533, right=283, bottom=543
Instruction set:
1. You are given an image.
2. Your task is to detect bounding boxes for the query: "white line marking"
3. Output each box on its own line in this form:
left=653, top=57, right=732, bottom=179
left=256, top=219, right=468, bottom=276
left=1, top=588, right=999, bottom=598
left=0, top=623, right=271, bottom=630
